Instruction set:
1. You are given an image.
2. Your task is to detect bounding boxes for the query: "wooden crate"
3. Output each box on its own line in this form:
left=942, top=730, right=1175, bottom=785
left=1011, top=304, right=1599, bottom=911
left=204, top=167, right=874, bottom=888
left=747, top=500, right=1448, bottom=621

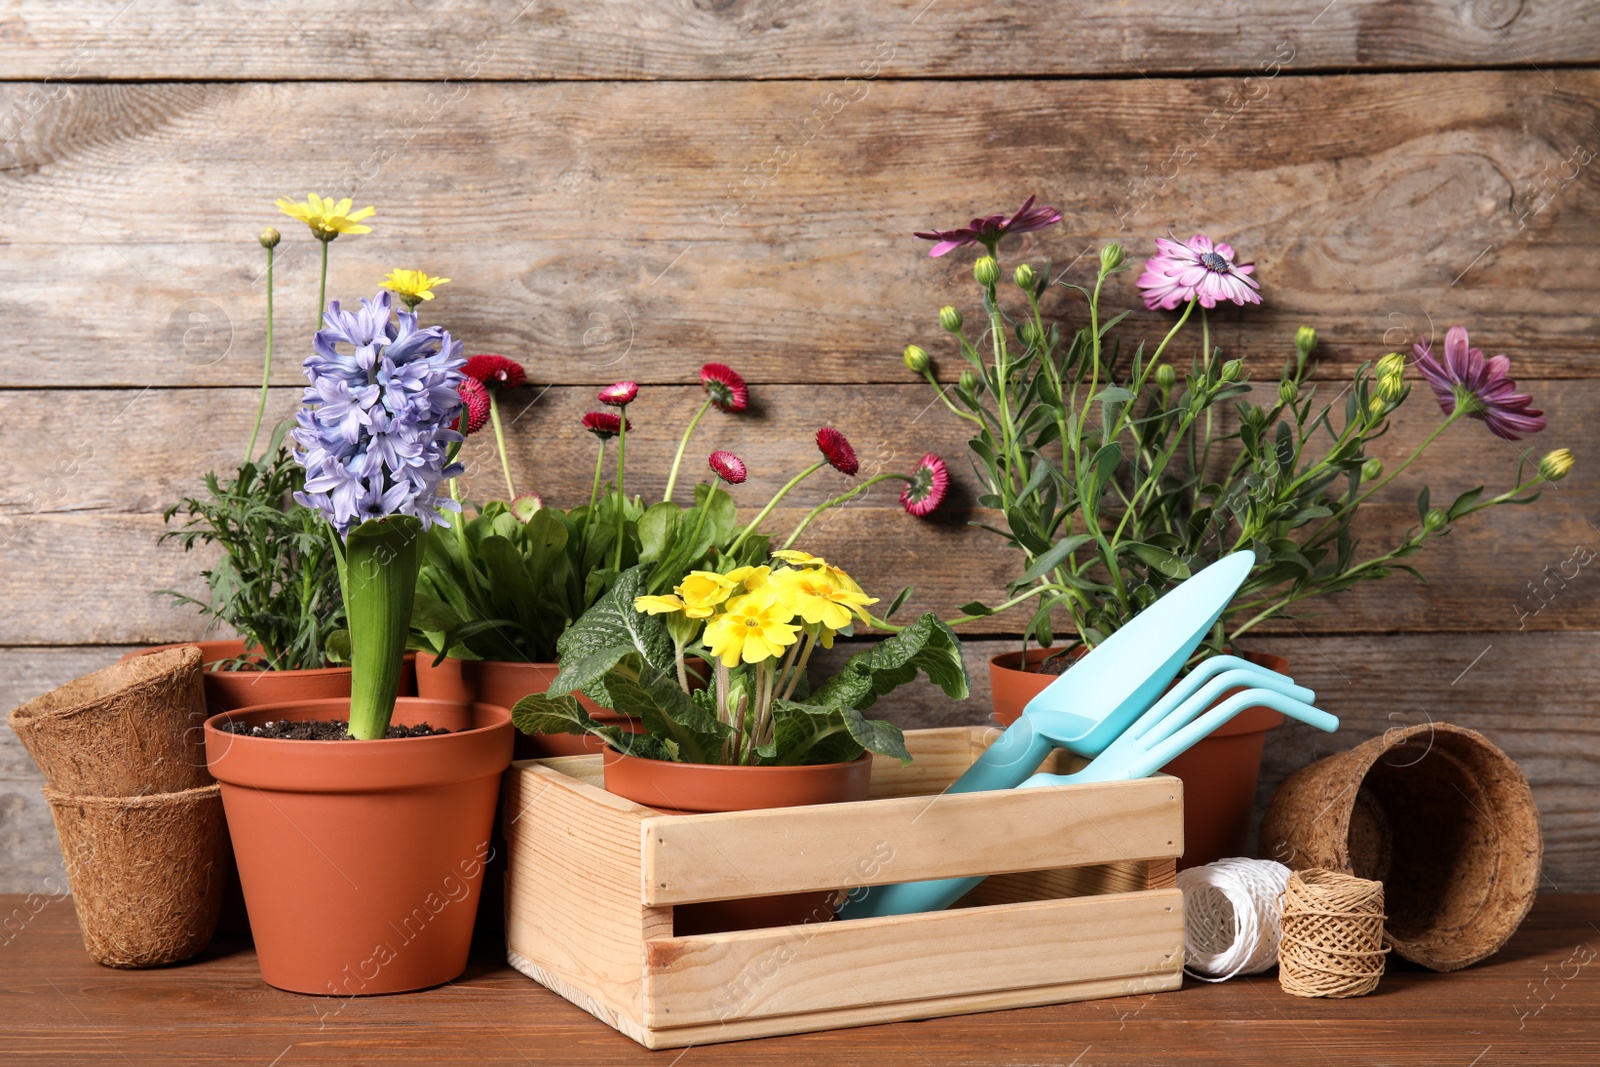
left=502, top=726, right=1185, bottom=1048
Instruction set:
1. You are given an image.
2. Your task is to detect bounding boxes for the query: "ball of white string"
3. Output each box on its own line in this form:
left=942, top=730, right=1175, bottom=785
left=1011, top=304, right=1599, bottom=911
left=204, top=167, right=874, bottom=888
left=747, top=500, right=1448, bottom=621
left=1176, top=857, right=1293, bottom=981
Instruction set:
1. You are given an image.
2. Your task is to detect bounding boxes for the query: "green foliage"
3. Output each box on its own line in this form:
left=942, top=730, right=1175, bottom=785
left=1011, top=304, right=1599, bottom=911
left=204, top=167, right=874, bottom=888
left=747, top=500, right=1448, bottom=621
left=158, top=425, right=343, bottom=671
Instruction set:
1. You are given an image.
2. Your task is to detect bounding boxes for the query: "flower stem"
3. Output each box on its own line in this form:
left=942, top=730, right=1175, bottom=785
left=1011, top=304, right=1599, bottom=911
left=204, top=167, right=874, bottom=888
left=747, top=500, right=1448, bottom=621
left=580, top=439, right=606, bottom=545
left=488, top=390, right=516, bottom=500
left=727, top=460, right=824, bottom=555
left=663, top=397, right=712, bottom=503
left=316, top=238, right=329, bottom=328
left=245, top=243, right=275, bottom=463
left=612, top=411, right=628, bottom=574
left=781, top=473, right=906, bottom=549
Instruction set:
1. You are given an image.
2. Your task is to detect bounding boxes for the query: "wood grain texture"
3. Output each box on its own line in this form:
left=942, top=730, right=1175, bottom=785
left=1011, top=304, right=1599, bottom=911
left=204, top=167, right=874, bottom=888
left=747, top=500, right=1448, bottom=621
left=3, top=1, right=1599, bottom=80
left=2, top=72, right=1599, bottom=386
left=2, top=891, right=1596, bottom=1065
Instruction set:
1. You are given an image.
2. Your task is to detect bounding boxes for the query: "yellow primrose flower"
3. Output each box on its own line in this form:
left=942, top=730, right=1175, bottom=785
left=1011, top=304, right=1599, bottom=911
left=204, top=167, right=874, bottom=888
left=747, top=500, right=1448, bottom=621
left=724, top=564, right=772, bottom=592
left=703, top=591, right=801, bottom=668
left=773, top=567, right=878, bottom=631
left=276, top=193, right=376, bottom=242
left=381, top=269, right=450, bottom=309
left=822, top=563, right=867, bottom=596
left=677, top=571, right=735, bottom=614
left=634, top=593, right=716, bottom=620
left=771, top=550, right=827, bottom=568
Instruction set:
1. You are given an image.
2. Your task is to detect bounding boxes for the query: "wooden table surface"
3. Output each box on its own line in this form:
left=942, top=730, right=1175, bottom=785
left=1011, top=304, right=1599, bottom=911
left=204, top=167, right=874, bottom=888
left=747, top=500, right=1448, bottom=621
left=2, top=893, right=1596, bottom=1066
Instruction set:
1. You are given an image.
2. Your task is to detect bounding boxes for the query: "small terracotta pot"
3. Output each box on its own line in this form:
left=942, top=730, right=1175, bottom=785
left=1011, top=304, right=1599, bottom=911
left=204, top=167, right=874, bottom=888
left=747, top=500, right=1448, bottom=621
left=120, top=639, right=417, bottom=711
left=603, top=750, right=874, bottom=935
left=204, top=697, right=513, bottom=995
left=988, top=646, right=1288, bottom=869
left=417, top=655, right=706, bottom=759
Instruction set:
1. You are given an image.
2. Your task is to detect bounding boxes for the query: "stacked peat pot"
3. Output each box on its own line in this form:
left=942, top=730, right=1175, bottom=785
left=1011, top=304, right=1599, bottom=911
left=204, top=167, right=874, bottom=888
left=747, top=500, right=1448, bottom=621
left=7, top=647, right=227, bottom=966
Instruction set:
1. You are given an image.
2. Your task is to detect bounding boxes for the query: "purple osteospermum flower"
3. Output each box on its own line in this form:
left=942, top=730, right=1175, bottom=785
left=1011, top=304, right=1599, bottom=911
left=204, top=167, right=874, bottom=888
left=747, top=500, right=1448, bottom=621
left=1136, top=234, right=1261, bottom=311
left=913, top=195, right=1063, bottom=258
left=293, top=291, right=466, bottom=538
left=1412, top=326, right=1546, bottom=441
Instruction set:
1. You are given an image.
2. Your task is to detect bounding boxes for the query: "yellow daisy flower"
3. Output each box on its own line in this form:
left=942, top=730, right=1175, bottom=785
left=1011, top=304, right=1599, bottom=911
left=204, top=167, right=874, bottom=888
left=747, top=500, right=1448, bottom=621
left=381, top=268, right=450, bottom=309
left=276, top=193, right=376, bottom=242
left=773, top=567, right=878, bottom=631
left=677, top=571, right=735, bottom=615
left=703, top=591, right=801, bottom=668
left=770, top=550, right=827, bottom=568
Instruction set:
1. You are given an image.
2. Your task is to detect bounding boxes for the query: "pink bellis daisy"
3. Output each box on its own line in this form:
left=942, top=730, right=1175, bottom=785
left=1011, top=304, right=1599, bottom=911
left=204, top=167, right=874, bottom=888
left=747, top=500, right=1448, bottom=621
left=599, top=381, right=638, bottom=407
left=1412, top=326, right=1546, bottom=441
left=1136, top=234, right=1261, bottom=311
left=700, top=362, right=749, bottom=413
left=708, top=450, right=748, bottom=484
left=914, top=195, right=1063, bottom=258
left=582, top=411, right=630, bottom=439
left=900, top=454, right=950, bottom=517
left=816, top=427, right=859, bottom=476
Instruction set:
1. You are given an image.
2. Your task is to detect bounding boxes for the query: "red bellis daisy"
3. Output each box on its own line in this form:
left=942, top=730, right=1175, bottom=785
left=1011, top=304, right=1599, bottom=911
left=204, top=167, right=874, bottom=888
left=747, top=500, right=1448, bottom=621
left=700, top=362, right=749, bottom=413
left=456, top=378, right=490, bottom=436
left=901, top=454, right=950, bottom=517
left=582, top=411, right=631, bottom=439
left=598, top=381, right=638, bottom=406
left=708, top=450, right=748, bottom=485
left=816, top=427, right=859, bottom=476
left=461, top=354, right=527, bottom=389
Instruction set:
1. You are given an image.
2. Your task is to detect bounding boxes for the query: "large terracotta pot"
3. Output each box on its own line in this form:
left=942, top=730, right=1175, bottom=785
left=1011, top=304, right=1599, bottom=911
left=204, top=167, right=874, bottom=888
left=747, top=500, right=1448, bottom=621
left=123, top=639, right=417, bottom=709
left=416, top=654, right=706, bottom=759
left=988, top=646, right=1288, bottom=869
left=603, top=750, right=874, bottom=935
left=204, top=697, right=512, bottom=995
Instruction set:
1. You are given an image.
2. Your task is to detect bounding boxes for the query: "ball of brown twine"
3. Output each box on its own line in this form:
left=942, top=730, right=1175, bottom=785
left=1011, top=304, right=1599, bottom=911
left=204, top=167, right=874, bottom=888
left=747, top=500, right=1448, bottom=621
left=1277, top=868, right=1389, bottom=998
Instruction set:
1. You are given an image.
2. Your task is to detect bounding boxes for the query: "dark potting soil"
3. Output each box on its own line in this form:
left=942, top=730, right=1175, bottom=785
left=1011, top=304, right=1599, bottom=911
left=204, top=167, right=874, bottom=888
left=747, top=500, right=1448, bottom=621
left=220, top=719, right=451, bottom=740
left=1036, top=652, right=1079, bottom=677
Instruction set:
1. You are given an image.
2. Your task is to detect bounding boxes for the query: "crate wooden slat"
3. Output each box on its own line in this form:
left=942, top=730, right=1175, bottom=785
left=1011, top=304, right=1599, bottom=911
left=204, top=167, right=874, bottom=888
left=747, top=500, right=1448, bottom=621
left=503, top=727, right=1185, bottom=1049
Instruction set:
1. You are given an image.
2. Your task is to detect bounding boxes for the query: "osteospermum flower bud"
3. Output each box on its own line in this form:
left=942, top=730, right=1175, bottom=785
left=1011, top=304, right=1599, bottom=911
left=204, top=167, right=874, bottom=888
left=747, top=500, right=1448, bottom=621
left=1378, top=370, right=1406, bottom=402
left=1156, top=364, right=1177, bottom=390
left=462, top=354, right=527, bottom=390
left=903, top=344, right=930, bottom=373
left=582, top=411, right=630, bottom=439
left=1013, top=263, right=1037, bottom=290
left=1539, top=448, right=1575, bottom=482
left=901, top=453, right=950, bottom=517
left=1368, top=396, right=1387, bottom=419
left=1362, top=457, right=1384, bottom=480
left=456, top=378, right=490, bottom=435
left=1278, top=379, right=1299, bottom=404
left=816, top=427, right=859, bottom=476
left=258, top=227, right=281, bottom=249
left=939, top=305, right=963, bottom=333
left=708, top=449, right=748, bottom=484
left=1296, top=326, right=1317, bottom=355
left=959, top=368, right=978, bottom=394
left=699, top=362, right=749, bottom=413
left=1221, top=359, right=1244, bottom=383
left=599, top=380, right=638, bottom=407
left=974, top=255, right=999, bottom=286
left=510, top=494, right=544, bottom=522
left=1101, top=243, right=1125, bottom=272
left=1424, top=507, right=1448, bottom=531
left=1377, top=352, right=1405, bottom=378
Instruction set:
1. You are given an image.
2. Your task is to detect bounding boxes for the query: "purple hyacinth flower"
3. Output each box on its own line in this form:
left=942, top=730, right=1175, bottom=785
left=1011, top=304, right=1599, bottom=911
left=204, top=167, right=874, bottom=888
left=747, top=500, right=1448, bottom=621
left=1412, top=326, right=1546, bottom=441
left=914, top=195, right=1064, bottom=257
left=293, top=292, right=466, bottom=537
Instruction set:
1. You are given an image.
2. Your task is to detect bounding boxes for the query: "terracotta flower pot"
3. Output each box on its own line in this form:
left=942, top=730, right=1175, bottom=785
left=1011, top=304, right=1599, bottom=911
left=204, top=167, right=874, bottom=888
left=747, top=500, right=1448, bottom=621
left=988, top=646, right=1288, bottom=869
left=417, top=654, right=705, bottom=759
left=603, top=749, right=874, bottom=935
left=204, top=697, right=513, bottom=995
left=120, top=639, right=415, bottom=711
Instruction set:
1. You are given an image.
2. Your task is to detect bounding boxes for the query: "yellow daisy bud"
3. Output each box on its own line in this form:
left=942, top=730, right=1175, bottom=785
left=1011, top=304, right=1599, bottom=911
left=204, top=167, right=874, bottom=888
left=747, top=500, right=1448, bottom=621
left=1539, top=448, right=1575, bottom=482
left=939, top=305, right=963, bottom=333
left=258, top=227, right=280, bottom=249
left=974, top=256, right=999, bottom=286
left=1295, top=326, right=1317, bottom=355
left=1156, top=364, right=1177, bottom=391
left=1013, top=263, right=1037, bottom=290
left=1377, top=352, right=1405, bottom=378
left=903, top=344, right=930, bottom=373
left=1378, top=370, right=1405, bottom=401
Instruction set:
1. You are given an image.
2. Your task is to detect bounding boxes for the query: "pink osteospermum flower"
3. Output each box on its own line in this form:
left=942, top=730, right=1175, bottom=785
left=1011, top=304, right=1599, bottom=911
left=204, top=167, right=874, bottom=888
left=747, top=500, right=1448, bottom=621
left=913, top=195, right=1064, bottom=258
left=456, top=377, right=490, bottom=435
left=700, top=362, right=749, bottom=413
left=901, top=454, right=949, bottom=517
left=462, top=354, right=527, bottom=389
left=708, top=450, right=747, bottom=485
left=598, top=380, right=638, bottom=406
left=1412, top=326, right=1546, bottom=441
left=1136, top=234, right=1260, bottom=311
left=815, top=427, right=859, bottom=476
left=581, top=411, right=630, bottom=439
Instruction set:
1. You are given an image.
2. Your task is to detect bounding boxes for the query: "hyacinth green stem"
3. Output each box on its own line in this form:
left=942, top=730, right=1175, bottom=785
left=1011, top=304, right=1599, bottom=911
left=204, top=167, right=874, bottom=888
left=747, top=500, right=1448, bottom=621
left=339, top=516, right=423, bottom=739
left=316, top=239, right=329, bottom=329
left=612, top=411, right=628, bottom=574
left=727, top=460, right=824, bottom=556
left=246, top=243, right=275, bottom=463
left=663, top=397, right=712, bottom=503
left=487, top=390, right=516, bottom=500
left=780, top=473, right=907, bottom=550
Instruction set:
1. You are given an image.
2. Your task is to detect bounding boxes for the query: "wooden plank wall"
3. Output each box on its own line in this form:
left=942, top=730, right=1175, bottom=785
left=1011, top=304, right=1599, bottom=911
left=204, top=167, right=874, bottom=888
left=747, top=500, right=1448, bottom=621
left=2, top=2, right=1597, bottom=891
